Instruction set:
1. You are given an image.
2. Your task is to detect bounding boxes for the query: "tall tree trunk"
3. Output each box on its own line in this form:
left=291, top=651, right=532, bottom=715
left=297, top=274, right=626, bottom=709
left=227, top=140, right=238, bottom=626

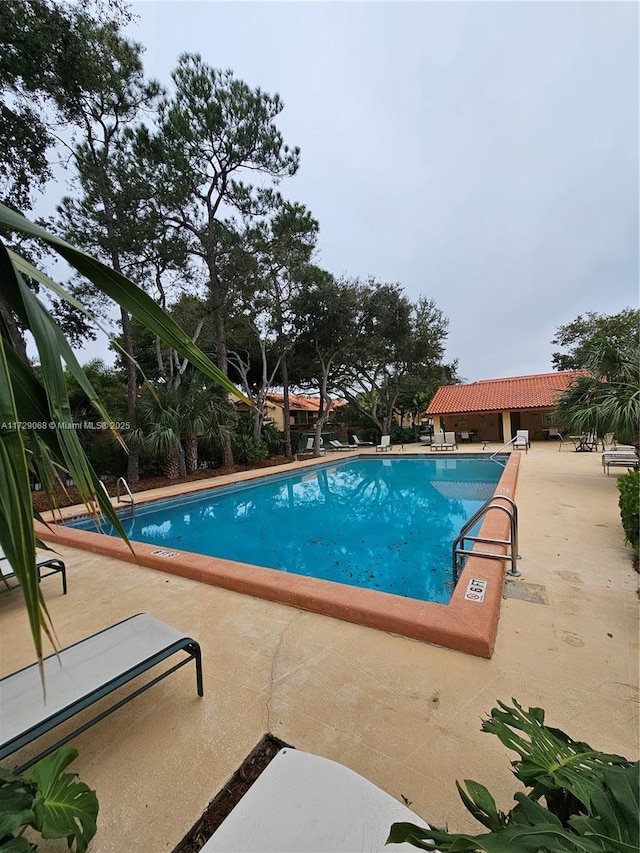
left=313, top=361, right=334, bottom=456
left=212, top=284, right=234, bottom=467
left=120, top=307, right=139, bottom=483
left=281, top=356, right=292, bottom=457
left=163, top=452, right=181, bottom=479
left=184, top=437, right=198, bottom=473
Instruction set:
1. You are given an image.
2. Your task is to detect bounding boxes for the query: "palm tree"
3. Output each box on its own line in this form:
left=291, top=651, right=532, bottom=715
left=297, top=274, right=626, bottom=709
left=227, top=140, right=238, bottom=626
left=0, top=204, right=248, bottom=665
left=133, top=375, right=234, bottom=478
left=554, top=338, right=639, bottom=450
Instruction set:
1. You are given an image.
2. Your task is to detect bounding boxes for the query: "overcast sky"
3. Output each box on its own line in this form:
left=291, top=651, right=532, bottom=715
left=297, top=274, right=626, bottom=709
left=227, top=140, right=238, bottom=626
left=79, top=0, right=638, bottom=383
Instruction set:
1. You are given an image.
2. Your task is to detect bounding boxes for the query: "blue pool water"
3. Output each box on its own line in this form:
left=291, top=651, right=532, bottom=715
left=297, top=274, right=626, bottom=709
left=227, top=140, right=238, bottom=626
left=68, top=456, right=503, bottom=604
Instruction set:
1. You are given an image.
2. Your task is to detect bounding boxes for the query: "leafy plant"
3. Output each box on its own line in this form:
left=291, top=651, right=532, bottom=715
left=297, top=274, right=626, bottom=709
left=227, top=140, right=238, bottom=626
left=617, top=470, right=639, bottom=554
left=0, top=203, right=248, bottom=664
left=387, top=699, right=639, bottom=852
left=232, top=433, right=269, bottom=465
left=0, top=747, right=98, bottom=852
left=553, top=338, right=640, bottom=450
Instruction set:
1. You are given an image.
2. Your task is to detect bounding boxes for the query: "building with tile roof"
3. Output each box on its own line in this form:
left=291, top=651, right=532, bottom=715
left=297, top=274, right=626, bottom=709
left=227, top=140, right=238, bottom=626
left=424, top=371, right=582, bottom=444
left=235, top=392, right=346, bottom=433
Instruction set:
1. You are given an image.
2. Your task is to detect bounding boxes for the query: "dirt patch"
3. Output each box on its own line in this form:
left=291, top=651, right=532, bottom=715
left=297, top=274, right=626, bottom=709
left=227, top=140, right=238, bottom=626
left=31, top=456, right=296, bottom=514
left=172, top=734, right=292, bottom=853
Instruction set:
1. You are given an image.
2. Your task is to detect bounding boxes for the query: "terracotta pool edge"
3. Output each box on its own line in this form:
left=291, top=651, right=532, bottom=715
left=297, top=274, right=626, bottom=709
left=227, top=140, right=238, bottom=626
left=35, top=452, right=520, bottom=659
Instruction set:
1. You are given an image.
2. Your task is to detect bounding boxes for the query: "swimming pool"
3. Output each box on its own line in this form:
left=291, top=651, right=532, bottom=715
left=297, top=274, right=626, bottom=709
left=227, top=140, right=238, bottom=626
left=67, top=456, right=503, bottom=605
left=45, top=451, right=521, bottom=656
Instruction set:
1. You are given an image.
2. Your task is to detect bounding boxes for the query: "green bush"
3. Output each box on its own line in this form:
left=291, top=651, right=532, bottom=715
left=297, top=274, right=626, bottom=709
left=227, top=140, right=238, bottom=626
left=617, top=469, right=639, bottom=553
left=0, top=747, right=98, bottom=851
left=390, top=426, right=418, bottom=444
left=388, top=699, right=638, bottom=852
left=85, top=439, right=127, bottom=479
left=231, top=434, right=268, bottom=464
left=260, top=423, right=285, bottom=456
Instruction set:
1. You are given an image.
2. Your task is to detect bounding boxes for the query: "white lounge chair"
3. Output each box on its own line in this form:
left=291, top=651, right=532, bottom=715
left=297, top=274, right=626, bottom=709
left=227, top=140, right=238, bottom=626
left=329, top=439, right=352, bottom=451
left=431, top=431, right=457, bottom=451
left=375, top=435, right=391, bottom=452
left=0, top=547, right=67, bottom=595
left=202, top=748, right=428, bottom=852
left=513, top=430, right=529, bottom=452
left=0, top=613, right=203, bottom=772
left=304, top=437, right=325, bottom=455
left=351, top=435, right=373, bottom=447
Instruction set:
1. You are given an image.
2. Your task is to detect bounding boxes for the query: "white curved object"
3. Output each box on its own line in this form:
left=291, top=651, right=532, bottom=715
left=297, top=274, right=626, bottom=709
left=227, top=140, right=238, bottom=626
left=202, top=747, right=432, bottom=852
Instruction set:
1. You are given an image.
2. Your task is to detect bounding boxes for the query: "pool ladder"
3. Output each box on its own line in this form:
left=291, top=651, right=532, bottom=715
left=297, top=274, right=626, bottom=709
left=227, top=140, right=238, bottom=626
left=116, top=477, right=135, bottom=514
left=452, top=495, right=520, bottom=586
left=97, top=478, right=135, bottom=515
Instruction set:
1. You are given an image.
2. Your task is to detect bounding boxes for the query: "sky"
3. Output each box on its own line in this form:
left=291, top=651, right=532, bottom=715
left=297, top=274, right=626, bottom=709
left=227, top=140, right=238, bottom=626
left=74, top=0, right=639, bottom=383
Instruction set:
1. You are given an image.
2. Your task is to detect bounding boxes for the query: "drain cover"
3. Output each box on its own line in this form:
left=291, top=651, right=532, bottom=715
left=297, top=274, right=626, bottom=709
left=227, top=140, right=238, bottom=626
left=503, top=580, right=549, bottom=605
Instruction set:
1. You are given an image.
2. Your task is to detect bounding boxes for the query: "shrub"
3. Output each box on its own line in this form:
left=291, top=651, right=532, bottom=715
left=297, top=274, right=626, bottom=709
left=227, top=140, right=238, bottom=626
left=261, top=423, right=285, bottom=456
left=0, top=747, right=98, bottom=851
left=388, top=699, right=638, bottom=852
left=390, top=426, right=418, bottom=445
left=85, top=439, right=127, bottom=479
left=231, top=434, right=268, bottom=464
left=617, top=469, right=639, bottom=553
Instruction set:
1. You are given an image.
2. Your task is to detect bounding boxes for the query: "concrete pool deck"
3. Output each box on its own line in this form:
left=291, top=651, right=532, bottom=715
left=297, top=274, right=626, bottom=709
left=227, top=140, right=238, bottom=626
left=1, top=442, right=638, bottom=851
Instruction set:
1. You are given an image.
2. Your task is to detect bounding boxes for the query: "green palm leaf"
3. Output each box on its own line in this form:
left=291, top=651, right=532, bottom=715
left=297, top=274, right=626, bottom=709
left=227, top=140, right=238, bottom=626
left=0, top=203, right=246, bottom=400
left=0, top=330, right=49, bottom=667
left=0, top=202, right=251, bottom=667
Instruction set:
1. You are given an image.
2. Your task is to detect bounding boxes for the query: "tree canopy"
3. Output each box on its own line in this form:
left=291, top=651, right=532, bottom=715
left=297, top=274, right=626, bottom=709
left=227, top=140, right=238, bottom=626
left=554, top=337, right=639, bottom=449
left=0, top=0, right=132, bottom=210
left=551, top=308, right=639, bottom=371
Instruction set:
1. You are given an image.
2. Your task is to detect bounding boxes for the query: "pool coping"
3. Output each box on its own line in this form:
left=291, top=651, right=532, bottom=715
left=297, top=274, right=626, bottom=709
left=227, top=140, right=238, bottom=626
left=36, top=452, right=520, bottom=659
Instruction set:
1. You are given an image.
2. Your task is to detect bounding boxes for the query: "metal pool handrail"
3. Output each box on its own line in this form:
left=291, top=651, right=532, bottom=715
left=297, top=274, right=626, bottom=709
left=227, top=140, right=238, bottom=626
left=490, top=437, right=516, bottom=461
left=116, top=477, right=135, bottom=513
left=452, top=495, right=520, bottom=585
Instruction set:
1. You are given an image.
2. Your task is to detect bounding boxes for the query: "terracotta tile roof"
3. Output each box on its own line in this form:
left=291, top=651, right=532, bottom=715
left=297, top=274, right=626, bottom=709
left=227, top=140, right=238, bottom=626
left=426, top=371, right=583, bottom=415
left=266, top=394, right=346, bottom=412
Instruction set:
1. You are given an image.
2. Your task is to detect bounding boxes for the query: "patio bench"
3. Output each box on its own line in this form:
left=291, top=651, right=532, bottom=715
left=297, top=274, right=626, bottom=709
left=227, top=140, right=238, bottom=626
left=0, top=613, right=203, bottom=772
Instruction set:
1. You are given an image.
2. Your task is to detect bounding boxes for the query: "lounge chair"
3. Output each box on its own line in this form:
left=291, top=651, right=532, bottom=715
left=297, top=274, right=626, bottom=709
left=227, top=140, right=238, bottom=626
left=431, top=431, right=457, bottom=451
left=201, top=748, right=429, bottom=852
left=304, top=437, right=325, bottom=455
left=375, top=435, right=391, bottom=452
left=0, top=613, right=203, bottom=771
left=602, top=449, right=638, bottom=476
left=513, top=430, right=529, bottom=452
left=329, top=439, right=352, bottom=451
left=0, top=548, right=67, bottom=595
left=351, top=435, right=373, bottom=447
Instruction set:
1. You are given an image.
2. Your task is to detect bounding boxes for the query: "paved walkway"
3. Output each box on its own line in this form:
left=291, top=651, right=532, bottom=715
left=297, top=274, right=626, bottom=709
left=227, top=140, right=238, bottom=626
left=1, top=443, right=637, bottom=852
